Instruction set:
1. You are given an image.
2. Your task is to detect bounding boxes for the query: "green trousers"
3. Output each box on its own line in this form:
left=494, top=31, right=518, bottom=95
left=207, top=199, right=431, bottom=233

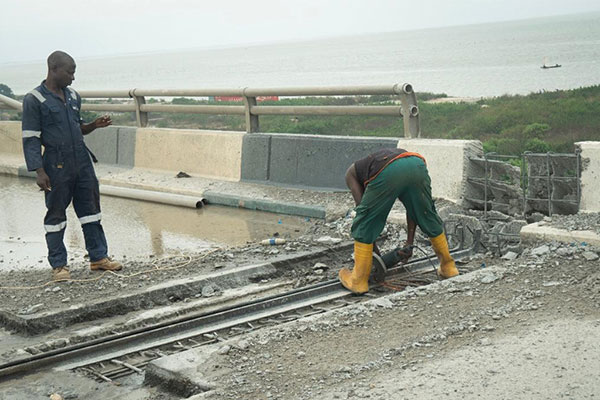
left=351, top=156, right=444, bottom=244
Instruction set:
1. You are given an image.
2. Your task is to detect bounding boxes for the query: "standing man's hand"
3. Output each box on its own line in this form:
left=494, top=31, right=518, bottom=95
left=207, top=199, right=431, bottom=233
left=35, top=168, right=51, bottom=191
left=81, top=115, right=112, bottom=135
left=93, top=115, right=112, bottom=129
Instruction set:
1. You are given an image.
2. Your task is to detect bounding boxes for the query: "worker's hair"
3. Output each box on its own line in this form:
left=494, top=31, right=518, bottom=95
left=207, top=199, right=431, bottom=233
left=47, top=51, right=74, bottom=70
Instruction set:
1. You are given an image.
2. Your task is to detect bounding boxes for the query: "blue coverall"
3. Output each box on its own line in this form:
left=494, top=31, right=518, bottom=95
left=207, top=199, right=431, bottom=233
left=22, top=81, right=108, bottom=269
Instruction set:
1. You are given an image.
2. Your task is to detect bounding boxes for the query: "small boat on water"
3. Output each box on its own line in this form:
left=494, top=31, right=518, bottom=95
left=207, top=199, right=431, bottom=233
left=541, top=63, right=561, bottom=69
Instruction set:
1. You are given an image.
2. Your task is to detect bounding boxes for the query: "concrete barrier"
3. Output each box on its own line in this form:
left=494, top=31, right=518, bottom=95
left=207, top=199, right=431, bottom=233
left=0, top=121, right=22, bottom=156
left=396, top=138, right=483, bottom=202
left=576, top=141, right=600, bottom=212
left=241, top=133, right=398, bottom=189
left=134, top=128, right=244, bottom=181
left=84, top=126, right=137, bottom=166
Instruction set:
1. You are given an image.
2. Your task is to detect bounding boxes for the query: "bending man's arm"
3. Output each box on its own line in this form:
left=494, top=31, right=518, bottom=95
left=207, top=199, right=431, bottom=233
left=405, top=214, right=416, bottom=246
left=345, top=163, right=364, bottom=206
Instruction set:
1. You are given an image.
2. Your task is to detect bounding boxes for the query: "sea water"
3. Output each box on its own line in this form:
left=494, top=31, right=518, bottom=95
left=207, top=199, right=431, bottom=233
left=1, top=12, right=599, bottom=97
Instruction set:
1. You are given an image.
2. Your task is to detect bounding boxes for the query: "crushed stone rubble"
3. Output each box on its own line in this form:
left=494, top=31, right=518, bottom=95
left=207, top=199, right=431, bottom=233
left=543, top=212, right=600, bottom=234
left=199, top=235, right=600, bottom=399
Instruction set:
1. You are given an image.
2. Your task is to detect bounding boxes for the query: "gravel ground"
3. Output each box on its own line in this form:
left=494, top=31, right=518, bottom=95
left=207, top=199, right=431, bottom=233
left=194, top=239, right=600, bottom=400
left=1, top=204, right=600, bottom=399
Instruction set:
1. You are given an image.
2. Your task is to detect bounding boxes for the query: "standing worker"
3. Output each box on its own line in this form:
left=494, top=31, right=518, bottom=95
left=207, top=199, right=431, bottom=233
left=339, top=148, right=458, bottom=294
left=22, top=50, right=122, bottom=281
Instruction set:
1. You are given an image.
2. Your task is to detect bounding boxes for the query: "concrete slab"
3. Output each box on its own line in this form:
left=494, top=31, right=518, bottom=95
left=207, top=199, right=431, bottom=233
left=134, top=128, right=244, bottom=181
left=145, top=344, right=220, bottom=397
left=117, top=126, right=137, bottom=166
left=267, top=134, right=398, bottom=189
left=520, top=222, right=600, bottom=246
left=240, top=133, right=271, bottom=181
left=84, top=126, right=118, bottom=164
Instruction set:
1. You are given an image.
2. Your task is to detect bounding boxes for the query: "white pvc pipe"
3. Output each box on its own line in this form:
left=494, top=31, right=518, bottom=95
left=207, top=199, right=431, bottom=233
left=100, top=185, right=206, bottom=209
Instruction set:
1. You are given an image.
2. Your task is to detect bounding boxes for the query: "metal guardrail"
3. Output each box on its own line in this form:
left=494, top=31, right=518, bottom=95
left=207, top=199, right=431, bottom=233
left=0, top=83, right=421, bottom=137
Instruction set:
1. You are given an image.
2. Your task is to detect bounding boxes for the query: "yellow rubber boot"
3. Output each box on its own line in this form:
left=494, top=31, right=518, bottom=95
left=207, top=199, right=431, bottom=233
left=430, top=233, right=459, bottom=279
left=338, top=241, right=373, bottom=294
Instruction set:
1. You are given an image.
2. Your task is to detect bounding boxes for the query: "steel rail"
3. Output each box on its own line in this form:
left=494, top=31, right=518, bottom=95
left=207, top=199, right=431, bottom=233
left=0, top=245, right=474, bottom=382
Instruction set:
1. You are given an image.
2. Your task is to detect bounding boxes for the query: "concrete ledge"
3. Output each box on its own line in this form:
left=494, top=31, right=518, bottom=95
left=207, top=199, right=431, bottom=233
left=576, top=141, right=600, bottom=212
left=520, top=222, right=600, bottom=246
left=0, top=154, right=24, bottom=176
left=0, top=262, right=278, bottom=335
left=203, top=191, right=326, bottom=219
left=396, top=138, right=483, bottom=202
left=135, top=128, right=244, bottom=181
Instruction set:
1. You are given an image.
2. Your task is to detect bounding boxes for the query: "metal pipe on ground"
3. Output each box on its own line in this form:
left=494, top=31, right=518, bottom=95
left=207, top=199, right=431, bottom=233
left=100, top=185, right=206, bottom=209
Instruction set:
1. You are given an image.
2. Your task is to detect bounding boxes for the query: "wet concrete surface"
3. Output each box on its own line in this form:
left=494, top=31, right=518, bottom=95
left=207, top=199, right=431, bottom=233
left=0, top=175, right=312, bottom=271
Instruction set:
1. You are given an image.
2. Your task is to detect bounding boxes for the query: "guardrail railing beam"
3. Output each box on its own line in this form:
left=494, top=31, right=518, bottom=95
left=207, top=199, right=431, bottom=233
left=130, top=89, right=148, bottom=128
left=242, top=88, right=259, bottom=133
left=3, top=84, right=420, bottom=136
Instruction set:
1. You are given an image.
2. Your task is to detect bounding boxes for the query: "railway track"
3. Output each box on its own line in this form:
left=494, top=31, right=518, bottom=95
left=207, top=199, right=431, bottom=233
left=0, top=235, right=478, bottom=383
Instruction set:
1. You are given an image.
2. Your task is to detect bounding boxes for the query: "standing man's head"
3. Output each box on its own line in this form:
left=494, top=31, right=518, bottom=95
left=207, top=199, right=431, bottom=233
left=47, top=51, right=76, bottom=89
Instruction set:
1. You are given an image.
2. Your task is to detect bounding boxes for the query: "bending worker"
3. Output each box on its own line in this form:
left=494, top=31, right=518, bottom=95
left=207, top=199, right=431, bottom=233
left=22, top=50, right=122, bottom=281
left=339, top=148, right=459, bottom=294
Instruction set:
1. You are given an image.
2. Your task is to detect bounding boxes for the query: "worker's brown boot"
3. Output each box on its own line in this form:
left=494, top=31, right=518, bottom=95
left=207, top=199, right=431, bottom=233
left=430, top=233, right=459, bottom=279
left=90, top=257, right=123, bottom=271
left=338, top=241, right=373, bottom=294
left=52, top=266, right=71, bottom=282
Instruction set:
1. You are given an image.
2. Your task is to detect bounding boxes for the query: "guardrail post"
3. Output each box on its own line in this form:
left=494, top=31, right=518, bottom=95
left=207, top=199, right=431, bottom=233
left=394, top=83, right=420, bottom=138
left=243, top=88, right=259, bottom=133
left=130, top=89, right=148, bottom=127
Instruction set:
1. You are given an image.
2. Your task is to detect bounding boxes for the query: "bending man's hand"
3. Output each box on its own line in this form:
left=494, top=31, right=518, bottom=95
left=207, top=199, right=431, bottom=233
left=396, top=242, right=413, bottom=263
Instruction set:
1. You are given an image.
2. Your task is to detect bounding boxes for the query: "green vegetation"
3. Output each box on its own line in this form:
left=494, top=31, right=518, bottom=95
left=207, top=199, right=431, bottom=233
left=0, top=83, right=15, bottom=99
left=3, top=82, right=600, bottom=155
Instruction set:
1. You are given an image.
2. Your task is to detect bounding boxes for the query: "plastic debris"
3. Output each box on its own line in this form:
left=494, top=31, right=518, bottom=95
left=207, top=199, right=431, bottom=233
left=261, top=238, right=287, bottom=245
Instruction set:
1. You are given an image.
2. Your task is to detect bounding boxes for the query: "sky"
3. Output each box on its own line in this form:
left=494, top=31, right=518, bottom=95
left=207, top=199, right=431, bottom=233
left=1, top=0, right=599, bottom=64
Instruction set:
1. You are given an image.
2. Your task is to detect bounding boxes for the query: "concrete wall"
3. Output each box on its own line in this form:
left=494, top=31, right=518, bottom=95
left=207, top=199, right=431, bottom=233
left=241, top=133, right=398, bottom=189
left=397, top=138, right=484, bottom=202
left=134, top=128, right=244, bottom=181
left=576, top=141, right=600, bottom=212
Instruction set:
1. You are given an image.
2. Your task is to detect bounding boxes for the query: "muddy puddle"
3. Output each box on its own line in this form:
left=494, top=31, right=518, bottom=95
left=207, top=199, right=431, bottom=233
left=0, top=175, right=312, bottom=271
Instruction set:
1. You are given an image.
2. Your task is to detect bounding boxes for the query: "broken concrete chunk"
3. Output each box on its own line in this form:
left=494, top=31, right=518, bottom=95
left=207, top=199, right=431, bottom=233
left=582, top=251, right=599, bottom=261
left=372, top=298, right=394, bottom=309
left=531, top=245, right=550, bottom=256
left=480, top=273, right=501, bottom=284
left=316, top=236, right=342, bottom=244
left=18, top=303, right=44, bottom=315
left=313, top=262, right=328, bottom=271
left=556, top=247, right=574, bottom=257
left=501, top=251, right=518, bottom=261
